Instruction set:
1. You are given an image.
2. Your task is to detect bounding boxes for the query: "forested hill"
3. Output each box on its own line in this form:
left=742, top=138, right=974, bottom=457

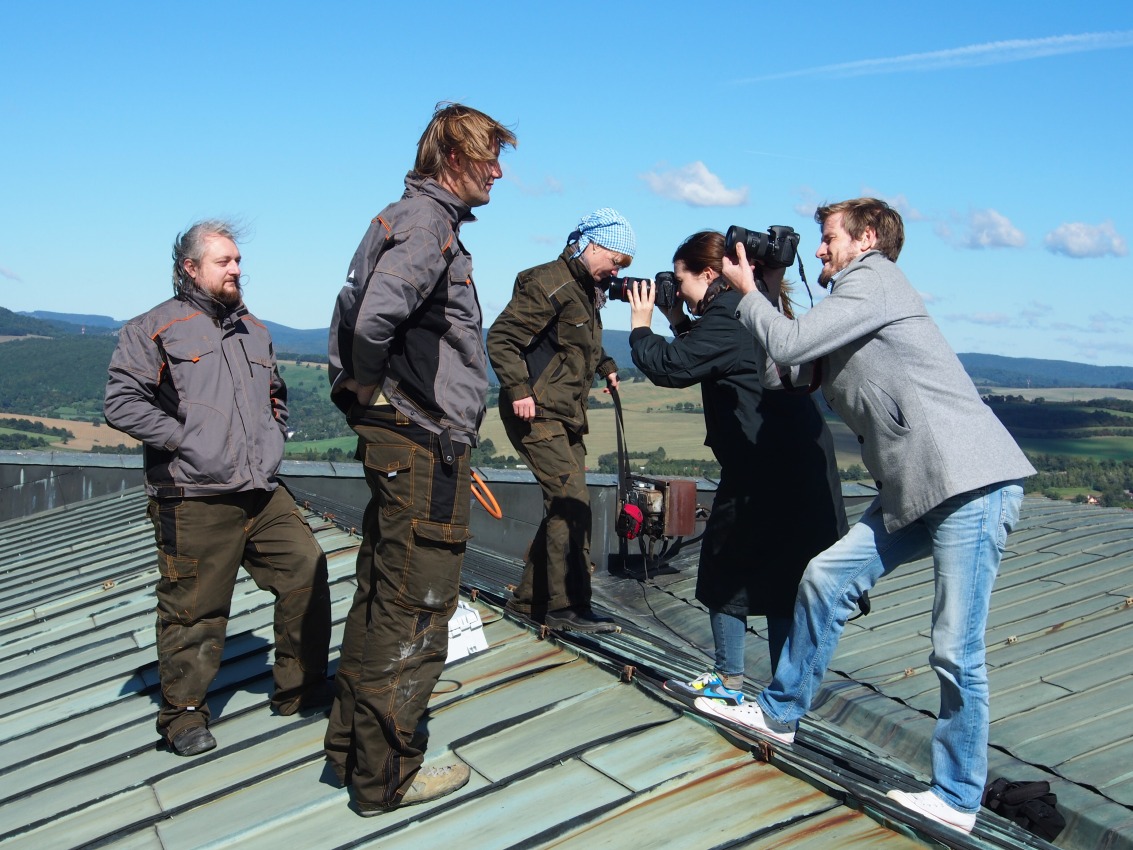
left=958, top=353, right=1133, bottom=389
left=0, top=307, right=111, bottom=337
left=0, top=335, right=118, bottom=416
left=6, top=306, right=1133, bottom=392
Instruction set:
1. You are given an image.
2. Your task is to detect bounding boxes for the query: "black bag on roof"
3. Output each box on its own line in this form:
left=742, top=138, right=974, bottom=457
left=982, top=778, right=1066, bottom=842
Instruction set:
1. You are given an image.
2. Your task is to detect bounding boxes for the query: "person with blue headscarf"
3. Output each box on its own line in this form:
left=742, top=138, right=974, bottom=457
left=487, top=208, right=636, bottom=632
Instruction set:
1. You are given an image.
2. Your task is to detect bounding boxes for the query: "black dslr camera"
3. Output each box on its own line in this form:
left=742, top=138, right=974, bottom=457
left=725, top=225, right=800, bottom=269
left=606, top=271, right=677, bottom=310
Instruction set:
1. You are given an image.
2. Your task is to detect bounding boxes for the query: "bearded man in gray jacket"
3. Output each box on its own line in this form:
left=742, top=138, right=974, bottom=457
left=699, top=198, right=1035, bottom=834
left=104, top=220, right=332, bottom=757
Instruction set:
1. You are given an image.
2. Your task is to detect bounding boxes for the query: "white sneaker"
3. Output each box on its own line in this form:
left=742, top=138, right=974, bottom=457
left=693, top=697, right=796, bottom=744
left=887, top=789, right=977, bottom=833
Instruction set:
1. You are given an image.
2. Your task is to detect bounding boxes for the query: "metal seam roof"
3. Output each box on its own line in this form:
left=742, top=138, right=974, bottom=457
left=1, top=472, right=1130, bottom=849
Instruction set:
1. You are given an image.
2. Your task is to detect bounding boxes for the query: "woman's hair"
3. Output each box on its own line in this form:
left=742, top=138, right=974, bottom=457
left=673, top=230, right=794, bottom=317
left=415, top=102, right=517, bottom=179
left=814, top=197, right=904, bottom=261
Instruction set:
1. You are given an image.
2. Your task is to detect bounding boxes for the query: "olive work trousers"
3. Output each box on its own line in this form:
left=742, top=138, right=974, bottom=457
left=324, top=407, right=471, bottom=810
left=148, top=485, right=331, bottom=740
left=501, top=415, right=593, bottom=619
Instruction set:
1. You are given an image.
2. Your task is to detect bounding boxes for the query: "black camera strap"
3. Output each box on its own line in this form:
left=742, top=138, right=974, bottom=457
left=796, top=255, right=814, bottom=307
left=610, top=384, right=631, bottom=509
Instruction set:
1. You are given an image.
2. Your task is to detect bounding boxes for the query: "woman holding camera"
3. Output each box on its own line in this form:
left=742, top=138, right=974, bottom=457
left=627, top=230, right=847, bottom=704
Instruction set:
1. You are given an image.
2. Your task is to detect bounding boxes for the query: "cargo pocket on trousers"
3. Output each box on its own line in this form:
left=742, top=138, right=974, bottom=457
left=395, top=519, right=472, bottom=614
left=363, top=443, right=415, bottom=517
left=156, top=551, right=200, bottom=624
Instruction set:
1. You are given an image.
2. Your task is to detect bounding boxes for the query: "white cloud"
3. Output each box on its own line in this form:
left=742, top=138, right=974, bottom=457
left=503, top=165, right=563, bottom=198
left=0, top=264, right=20, bottom=281
left=793, top=186, right=820, bottom=218
left=860, top=188, right=926, bottom=222
left=640, top=162, right=748, bottom=207
left=1021, top=301, right=1053, bottom=324
left=1043, top=221, right=1128, bottom=258
left=945, top=312, right=1014, bottom=326
left=1086, top=312, right=1131, bottom=333
left=738, top=30, right=1133, bottom=82
left=958, top=209, right=1026, bottom=250
left=1056, top=334, right=1133, bottom=362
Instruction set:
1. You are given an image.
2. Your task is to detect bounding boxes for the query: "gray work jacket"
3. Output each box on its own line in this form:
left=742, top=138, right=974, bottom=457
left=104, top=288, right=288, bottom=498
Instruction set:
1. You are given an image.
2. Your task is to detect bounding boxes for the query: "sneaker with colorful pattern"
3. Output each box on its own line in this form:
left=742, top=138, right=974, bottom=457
left=664, top=671, right=744, bottom=705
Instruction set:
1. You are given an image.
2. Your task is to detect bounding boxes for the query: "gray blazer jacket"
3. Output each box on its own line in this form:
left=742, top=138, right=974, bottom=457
left=736, top=251, right=1034, bottom=532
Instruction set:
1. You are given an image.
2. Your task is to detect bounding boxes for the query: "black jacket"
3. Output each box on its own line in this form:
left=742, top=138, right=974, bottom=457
left=630, top=289, right=847, bottom=617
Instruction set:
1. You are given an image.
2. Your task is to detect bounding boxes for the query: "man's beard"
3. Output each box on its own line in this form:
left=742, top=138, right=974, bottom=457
left=216, top=283, right=242, bottom=305
left=207, top=278, right=242, bottom=307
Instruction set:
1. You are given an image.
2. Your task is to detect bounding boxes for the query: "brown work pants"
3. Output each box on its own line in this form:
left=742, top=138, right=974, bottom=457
left=148, top=486, right=331, bottom=740
left=324, top=407, right=470, bottom=809
left=501, top=415, right=593, bottom=619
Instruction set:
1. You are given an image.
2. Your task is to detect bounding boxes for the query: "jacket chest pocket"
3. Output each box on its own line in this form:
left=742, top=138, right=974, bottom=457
left=554, top=302, right=594, bottom=350
left=445, top=259, right=481, bottom=326
left=161, top=338, right=218, bottom=397
left=242, top=350, right=276, bottom=398
left=558, top=301, right=590, bottom=327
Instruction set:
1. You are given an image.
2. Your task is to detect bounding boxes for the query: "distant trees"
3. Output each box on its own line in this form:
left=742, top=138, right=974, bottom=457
left=282, top=385, right=353, bottom=442
left=278, top=351, right=329, bottom=365
left=984, top=396, right=1133, bottom=436
left=0, top=336, right=117, bottom=417
left=1025, top=453, right=1133, bottom=508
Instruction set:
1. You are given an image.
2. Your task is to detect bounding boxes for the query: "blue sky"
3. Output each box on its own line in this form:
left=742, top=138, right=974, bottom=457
left=2, top=2, right=1131, bottom=365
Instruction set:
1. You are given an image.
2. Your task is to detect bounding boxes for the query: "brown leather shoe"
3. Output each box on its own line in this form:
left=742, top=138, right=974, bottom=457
left=544, top=606, right=618, bottom=634
left=355, top=762, right=471, bottom=816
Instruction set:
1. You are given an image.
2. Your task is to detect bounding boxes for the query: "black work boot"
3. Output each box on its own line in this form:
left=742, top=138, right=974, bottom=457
left=170, top=725, right=217, bottom=757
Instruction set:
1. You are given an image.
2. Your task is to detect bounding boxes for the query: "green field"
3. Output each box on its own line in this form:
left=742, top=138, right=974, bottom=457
left=284, top=436, right=356, bottom=458
left=276, top=374, right=1131, bottom=474
left=277, top=360, right=330, bottom=390
left=982, top=387, right=1133, bottom=403
left=1015, top=435, right=1133, bottom=461
left=479, top=380, right=865, bottom=470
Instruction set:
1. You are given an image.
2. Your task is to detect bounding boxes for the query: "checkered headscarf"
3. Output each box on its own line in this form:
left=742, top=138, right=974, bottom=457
left=567, top=208, right=636, bottom=259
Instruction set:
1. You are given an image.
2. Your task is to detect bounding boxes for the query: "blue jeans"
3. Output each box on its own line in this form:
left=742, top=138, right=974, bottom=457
left=756, top=481, right=1024, bottom=812
left=710, top=611, right=792, bottom=676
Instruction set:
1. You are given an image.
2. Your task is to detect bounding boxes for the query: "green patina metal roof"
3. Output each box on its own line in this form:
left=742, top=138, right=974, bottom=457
left=1, top=473, right=1128, bottom=849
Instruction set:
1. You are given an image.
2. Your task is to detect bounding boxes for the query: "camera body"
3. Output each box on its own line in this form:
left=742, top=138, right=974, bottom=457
left=725, top=225, right=800, bottom=269
left=607, top=271, right=677, bottom=310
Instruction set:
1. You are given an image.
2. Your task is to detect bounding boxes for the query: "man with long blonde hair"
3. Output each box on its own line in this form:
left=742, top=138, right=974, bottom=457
left=326, top=102, right=515, bottom=815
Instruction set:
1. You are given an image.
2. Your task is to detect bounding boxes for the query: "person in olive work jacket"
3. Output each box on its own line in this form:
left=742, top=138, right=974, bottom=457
left=326, top=103, right=516, bottom=815
left=104, top=219, right=332, bottom=758
left=487, top=208, right=635, bottom=634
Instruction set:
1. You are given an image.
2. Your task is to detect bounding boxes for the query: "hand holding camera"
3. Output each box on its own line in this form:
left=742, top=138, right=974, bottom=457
left=607, top=271, right=677, bottom=310
left=625, top=279, right=657, bottom=330
left=724, top=225, right=799, bottom=269
left=722, top=224, right=798, bottom=303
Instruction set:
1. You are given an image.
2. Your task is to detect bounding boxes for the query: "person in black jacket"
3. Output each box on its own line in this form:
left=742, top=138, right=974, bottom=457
left=627, top=230, right=847, bottom=704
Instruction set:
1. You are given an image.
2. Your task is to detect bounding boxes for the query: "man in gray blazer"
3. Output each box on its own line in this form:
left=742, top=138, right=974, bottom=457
left=699, top=198, right=1035, bottom=834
